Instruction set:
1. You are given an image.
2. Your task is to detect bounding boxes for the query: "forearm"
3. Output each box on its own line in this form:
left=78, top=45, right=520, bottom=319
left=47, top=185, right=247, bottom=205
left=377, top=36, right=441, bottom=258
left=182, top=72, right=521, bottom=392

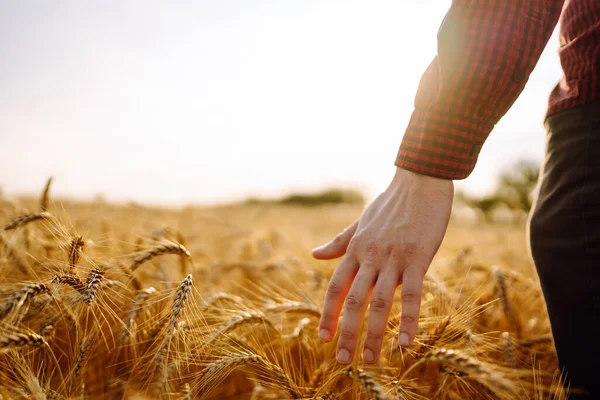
left=396, top=0, right=564, bottom=180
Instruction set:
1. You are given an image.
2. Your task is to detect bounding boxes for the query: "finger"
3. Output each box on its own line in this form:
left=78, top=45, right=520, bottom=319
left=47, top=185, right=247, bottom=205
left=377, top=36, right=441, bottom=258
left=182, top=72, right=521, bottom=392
left=312, top=221, right=359, bottom=260
left=319, top=256, right=359, bottom=343
left=336, top=267, right=377, bottom=364
left=398, top=265, right=425, bottom=347
left=362, top=270, right=399, bottom=364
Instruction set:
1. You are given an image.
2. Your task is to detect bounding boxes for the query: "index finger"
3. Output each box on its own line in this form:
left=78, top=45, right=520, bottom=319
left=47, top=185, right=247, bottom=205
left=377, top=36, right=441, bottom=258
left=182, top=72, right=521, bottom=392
left=398, top=265, right=425, bottom=347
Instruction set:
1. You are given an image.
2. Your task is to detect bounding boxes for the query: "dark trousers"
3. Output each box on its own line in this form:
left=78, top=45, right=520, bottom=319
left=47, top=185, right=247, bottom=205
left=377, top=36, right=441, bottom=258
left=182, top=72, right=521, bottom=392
left=529, top=100, right=600, bottom=399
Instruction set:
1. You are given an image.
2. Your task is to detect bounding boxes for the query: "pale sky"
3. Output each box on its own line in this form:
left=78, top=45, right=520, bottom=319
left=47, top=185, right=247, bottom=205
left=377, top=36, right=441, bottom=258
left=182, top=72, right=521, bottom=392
left=0, top=1, right=563, bottom=206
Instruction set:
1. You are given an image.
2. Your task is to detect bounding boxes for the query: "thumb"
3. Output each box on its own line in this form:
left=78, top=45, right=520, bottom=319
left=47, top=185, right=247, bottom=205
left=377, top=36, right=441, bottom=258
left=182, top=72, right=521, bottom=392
left=312, top=221, right=358, bottom=260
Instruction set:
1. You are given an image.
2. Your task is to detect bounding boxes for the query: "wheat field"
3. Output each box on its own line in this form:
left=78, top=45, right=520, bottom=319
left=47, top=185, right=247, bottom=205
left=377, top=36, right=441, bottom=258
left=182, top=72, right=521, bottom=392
left=0, top=182, right=568, bottom=399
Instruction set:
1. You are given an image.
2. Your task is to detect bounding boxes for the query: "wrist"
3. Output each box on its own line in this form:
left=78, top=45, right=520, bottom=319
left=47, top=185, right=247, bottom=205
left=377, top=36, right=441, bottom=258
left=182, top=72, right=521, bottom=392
left=392, top=167, right=454, bottom=186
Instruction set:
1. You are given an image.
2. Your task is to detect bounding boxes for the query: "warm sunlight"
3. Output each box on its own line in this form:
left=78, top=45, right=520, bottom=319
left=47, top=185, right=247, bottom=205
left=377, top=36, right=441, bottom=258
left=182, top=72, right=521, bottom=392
left=0, top=1, right=561, bottom=205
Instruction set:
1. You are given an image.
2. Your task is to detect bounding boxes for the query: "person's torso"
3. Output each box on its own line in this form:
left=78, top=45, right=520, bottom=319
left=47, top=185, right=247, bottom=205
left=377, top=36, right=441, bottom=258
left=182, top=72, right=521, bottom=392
left=547, top=0, right=600, bottom=117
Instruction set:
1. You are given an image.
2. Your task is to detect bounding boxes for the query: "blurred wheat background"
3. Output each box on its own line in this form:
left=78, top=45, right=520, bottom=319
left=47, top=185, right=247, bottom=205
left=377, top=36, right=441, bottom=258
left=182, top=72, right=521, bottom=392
left=0, top=177, right=568, bottom=399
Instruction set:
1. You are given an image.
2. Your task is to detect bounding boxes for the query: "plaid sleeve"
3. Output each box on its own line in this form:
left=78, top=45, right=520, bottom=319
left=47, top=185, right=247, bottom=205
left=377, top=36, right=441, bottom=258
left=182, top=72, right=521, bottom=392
left=395, top=0, right=564, bottom=180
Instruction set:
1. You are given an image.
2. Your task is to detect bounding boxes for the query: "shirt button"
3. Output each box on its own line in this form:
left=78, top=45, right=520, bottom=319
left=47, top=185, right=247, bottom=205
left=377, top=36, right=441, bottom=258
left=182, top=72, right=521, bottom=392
left=512, top=69, right=526, bottom=83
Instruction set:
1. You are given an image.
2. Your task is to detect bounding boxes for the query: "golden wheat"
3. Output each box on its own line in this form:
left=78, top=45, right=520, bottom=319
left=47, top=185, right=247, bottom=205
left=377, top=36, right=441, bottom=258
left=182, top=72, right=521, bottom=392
left=0, top=190, right=568, bottom=399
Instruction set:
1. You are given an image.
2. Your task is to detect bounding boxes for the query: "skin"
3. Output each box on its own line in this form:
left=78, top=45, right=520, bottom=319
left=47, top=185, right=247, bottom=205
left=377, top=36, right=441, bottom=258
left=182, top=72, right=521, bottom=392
left=312, top=167, right=453, bottom=364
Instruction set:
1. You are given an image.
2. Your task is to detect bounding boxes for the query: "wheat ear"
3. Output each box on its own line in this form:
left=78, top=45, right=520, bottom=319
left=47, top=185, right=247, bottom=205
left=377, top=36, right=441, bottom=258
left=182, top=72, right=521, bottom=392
left=265, top=301, right=321, bottom=318
left=211, top=311, right=277, bottom=342
left=51, top=274, right=86, bottom=294
left=493, top=266, right=522, bottom=337
left=415, top=316, right=450, bottom=358
left=0, top=332, right=47, bottom=352
left=70, top=334, right=92, bottom=395
left=315, top=392, right=336, bottom=400
left=343, top=367, right=389, bottom=400
left=403, top=348, right=513, bottom=394
left=283, top=317, right=311, bottom=340
left=130, top=240, right=191, bottom=273
left=201, top=292, right=244, bottom=310
left=201, top=352, right=300, bottom=399
left=502, top=332, right=517, bottom=366
left=2, top=212, right=52, bottom=231
left=40, top=176, right=53, bottom=211
left=153, top=275, right=193, bottom=380
left=122, top=287, right=156, bottom=341
left=67, top=235, right=85, bottom=274
left=0, top=282, right=50, bottom=319
left=82, top=267, right=104, bottom=305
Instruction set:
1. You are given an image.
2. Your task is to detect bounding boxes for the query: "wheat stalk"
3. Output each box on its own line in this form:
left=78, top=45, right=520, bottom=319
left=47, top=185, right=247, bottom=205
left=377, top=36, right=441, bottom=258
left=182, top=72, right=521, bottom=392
left=130, top=240, right=191, bottom=273
left=517, top=335, right=553, bottom=347
left=2, top=212, right=52, bottom=231
left=308, top=362, right=328, bottom=393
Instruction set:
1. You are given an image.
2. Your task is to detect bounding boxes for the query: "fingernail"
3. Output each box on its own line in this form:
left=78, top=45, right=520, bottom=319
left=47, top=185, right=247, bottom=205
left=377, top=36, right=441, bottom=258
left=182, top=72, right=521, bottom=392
left=399, top=332, right=410, bottom=346
left=319, top=328, right=331, bottom=341
left=363, top=348, right=375, bottom=364
left=337, top=348, right=351, bottom=364
left=312, top=245, right=325, bottom=252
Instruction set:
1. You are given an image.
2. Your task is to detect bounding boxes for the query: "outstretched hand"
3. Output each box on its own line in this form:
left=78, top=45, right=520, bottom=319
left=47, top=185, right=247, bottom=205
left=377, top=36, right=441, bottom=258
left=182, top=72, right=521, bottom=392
left=312, top=168, right=453, bottom=364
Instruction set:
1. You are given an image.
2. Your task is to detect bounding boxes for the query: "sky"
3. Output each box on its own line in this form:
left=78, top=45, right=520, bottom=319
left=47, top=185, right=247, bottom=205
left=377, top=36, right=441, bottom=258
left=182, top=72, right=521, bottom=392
left=0, top=1, right=564, bottom=206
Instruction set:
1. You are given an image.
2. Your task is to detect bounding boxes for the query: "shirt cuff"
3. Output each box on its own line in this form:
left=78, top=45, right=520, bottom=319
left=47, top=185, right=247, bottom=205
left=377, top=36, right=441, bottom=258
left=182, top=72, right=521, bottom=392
left=394, top=108, right=493, bottom=180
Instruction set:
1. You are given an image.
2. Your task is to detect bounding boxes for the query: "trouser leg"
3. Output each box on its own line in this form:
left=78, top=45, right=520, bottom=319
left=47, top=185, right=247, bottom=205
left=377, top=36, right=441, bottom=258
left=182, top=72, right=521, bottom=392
left=528, top=101, right=600, bottom=399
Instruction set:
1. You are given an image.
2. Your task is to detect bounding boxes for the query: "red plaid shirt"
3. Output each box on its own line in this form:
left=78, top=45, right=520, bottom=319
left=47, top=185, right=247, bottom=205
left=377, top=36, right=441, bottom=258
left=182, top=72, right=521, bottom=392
left=396, top=0, right=600, bottom=180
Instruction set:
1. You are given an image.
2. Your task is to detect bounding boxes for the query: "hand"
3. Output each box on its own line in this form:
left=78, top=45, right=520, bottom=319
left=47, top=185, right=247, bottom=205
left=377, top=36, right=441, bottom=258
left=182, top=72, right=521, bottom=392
left=312, top=168, right=453, bottom=364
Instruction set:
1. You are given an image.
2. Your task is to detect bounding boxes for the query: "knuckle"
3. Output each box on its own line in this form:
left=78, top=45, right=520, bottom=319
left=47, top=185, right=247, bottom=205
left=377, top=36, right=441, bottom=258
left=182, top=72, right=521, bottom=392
left=345, top=294, right=364, bottom=311
left=366, top=330, right=384, bottom=341
left=370, top=294, right=389, bottom=312
left=326, top=280, right=342, bottom=297
left=348, top=233, right=364, bottom=249
left=401, top=315, right=417, bottom=325
left=401, top=243, right=429, bottom=264
left=364, top=241, right=380, bottom=258
left=333, top=234, right=344, bottom=245
left=319, top=312, right=335, bottom=325
left=402, top=289, right=420, bottom=302
left=340, top=329, right=356, bottom=340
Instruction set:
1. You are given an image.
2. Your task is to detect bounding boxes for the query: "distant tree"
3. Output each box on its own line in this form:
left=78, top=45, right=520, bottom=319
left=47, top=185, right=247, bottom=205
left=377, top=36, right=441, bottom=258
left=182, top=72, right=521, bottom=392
left=496, top=159, right=540, bottom=212
left=455, top=159, right=541, bottom=221
left=244, top=188, right=365, bottom=206
left=455, top=190, right=504, bottom=222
